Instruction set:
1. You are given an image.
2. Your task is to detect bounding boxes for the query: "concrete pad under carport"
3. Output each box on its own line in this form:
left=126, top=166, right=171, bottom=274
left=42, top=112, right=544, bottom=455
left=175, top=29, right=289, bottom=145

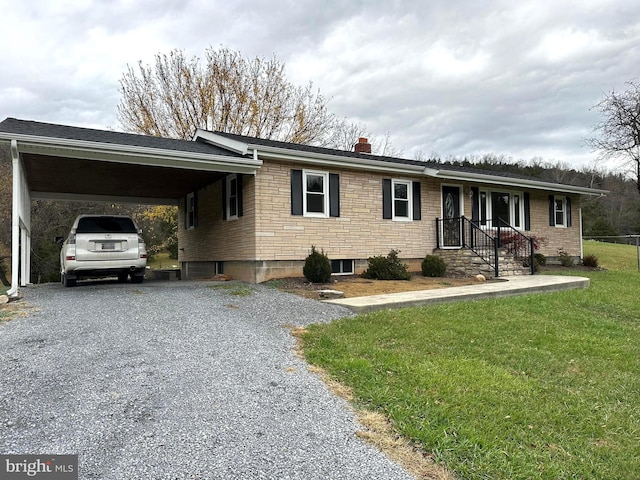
left=323, top=275, right=590, bottom=313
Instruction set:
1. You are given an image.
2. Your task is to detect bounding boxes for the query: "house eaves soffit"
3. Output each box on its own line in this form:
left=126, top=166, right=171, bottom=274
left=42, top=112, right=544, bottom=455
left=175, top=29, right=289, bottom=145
left=424, top=167, right=608, bottom=196
left=6, top=133, right=261, bottom=175
left=255, top=148, right=426, bottom=175
left=194, top=130, right=425, bottom=175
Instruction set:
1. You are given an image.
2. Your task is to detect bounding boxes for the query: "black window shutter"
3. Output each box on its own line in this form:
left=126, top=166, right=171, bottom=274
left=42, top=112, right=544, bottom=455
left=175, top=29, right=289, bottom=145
left=237, top=174, right=244, bottom=217
left=412, top=181, right=421, bottom=220
left=329, top=173, right=340, bottom=217
left=184, top=196, right=188, bottom=229
left=524, top=192, right=531, bottom=230
left=548, top=195, right=555, bottom=226
left=566, top=196, right=572, bottom=227
left=291, top=169, right=303, bottom=215
left=471, top=187, right=480, bottom=223
left=382, top=179, right=392, bottom=219
left=193, top=191, right=198, bottom=228
left=221, top=178, right=227, bottom=220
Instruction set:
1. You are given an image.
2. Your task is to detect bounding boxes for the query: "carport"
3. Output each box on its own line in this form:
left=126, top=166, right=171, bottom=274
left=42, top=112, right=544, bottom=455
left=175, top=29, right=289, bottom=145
left=0, top=118, right=262, bottom=297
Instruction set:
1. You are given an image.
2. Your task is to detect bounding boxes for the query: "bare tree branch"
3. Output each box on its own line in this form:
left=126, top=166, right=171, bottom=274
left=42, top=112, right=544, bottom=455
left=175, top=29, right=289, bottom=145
left=587, top=81, right=640, bottom=192
left=118, top=46, right=362, bottom=147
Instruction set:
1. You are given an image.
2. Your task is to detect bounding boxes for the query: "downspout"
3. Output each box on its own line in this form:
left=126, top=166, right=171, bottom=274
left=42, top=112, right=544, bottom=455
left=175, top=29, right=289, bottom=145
left=7, top=140, right=20, bottom=297
left=579, top=205, right=583, bottom=260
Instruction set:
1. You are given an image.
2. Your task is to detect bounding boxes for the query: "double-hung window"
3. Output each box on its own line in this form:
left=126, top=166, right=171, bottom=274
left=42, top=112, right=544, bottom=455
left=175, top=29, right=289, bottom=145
left=291, top=169, right=340, bottom=218
left=382, top=178, right=421, bottom=221
left=392, top=180, right=412, bottom=220
left=548, top=195, right=571, bottom=227
left=554, top=195, right=567, bottom=227
left=303, top=170, right=329, bottom=217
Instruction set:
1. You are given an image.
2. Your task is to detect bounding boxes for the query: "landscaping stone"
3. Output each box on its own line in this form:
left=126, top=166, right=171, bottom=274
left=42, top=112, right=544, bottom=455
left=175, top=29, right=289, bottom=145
left=318, top=289, right=345, bottom=299
left=0, top=295, right=8, bottom=304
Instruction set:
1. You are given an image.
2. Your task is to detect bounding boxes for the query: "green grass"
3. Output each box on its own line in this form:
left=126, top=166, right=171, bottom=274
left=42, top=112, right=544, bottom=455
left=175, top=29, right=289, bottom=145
left=146, top=252, right=179, bottom=270
left=583, top=239, right=639, bottom=271
left=208, top=283, right=253, bottom=297
left=302, top=242, right=640, bottom=479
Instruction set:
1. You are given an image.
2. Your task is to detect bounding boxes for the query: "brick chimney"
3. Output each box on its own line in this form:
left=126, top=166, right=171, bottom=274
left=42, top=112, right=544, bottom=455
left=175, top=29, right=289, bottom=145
left=354, top=137, right=371, bottom=154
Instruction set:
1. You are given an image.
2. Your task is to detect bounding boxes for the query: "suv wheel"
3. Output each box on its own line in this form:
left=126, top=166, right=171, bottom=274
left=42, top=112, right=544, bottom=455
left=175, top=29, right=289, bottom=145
left=61, top=273, right=76, bottom=287
left=130, top=273, right=144, bottom=284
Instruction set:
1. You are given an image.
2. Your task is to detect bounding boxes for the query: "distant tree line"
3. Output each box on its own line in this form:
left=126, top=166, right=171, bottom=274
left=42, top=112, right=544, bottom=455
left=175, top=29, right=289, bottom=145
left=436, top=154, right=638, bottom=236
left=1, top=48, right=638, bottom=284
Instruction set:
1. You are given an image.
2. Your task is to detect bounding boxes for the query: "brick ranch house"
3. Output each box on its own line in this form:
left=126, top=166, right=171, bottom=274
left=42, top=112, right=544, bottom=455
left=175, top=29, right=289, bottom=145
left=179, top=130, right=606, bottom=282
left=0, top=118, right=606, bottom=294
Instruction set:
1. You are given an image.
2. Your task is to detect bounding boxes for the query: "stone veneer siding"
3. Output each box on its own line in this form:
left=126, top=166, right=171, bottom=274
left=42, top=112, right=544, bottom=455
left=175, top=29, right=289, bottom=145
left=178, top=159, right=582, bottom=282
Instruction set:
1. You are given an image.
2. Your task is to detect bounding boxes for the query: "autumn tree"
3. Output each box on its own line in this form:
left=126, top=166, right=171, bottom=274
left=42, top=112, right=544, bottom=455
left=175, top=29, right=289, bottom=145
left=118, top=46, right=361, bottom=147
left=588, top=81, right=640, bottom=192
left=136, top=206, right=179, bottom=259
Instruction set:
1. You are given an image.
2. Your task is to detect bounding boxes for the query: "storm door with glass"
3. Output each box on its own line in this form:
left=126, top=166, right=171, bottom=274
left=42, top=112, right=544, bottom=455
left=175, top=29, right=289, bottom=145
left=441, top=186, right=462, bottom=247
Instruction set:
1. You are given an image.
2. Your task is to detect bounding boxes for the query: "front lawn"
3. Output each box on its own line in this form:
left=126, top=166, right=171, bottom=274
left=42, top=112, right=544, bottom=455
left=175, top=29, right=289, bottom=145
left=301, top=243, right=640, bottom=479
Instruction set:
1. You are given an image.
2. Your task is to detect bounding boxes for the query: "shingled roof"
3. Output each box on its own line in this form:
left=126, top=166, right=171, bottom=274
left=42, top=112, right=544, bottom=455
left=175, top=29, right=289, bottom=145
left=0, top=117, right=606, bottom=195
left=0, top=117, right=245, bottom=158
left=208, top=130, right=599, bottom=190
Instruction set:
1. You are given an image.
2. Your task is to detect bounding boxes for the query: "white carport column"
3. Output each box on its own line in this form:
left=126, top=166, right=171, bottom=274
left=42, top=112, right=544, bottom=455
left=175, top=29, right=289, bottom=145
left=8, top=140, right=32, bottom=296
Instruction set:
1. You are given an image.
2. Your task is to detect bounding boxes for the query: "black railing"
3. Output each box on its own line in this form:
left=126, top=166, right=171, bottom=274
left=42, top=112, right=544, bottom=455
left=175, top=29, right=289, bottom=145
left=493, top=220, right=535, bottom=275
left=436, top=216, right=535, bottom=276
left=436, top=216, right=498, bottom=277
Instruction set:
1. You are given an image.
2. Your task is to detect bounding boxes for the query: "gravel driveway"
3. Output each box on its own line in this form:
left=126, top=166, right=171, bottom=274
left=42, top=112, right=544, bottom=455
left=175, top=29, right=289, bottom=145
left=0, top=280, right=413, bottom=479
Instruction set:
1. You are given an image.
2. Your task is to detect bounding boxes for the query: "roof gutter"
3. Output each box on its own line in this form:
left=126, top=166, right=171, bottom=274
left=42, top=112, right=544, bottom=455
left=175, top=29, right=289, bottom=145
left=251, top=145, right=425, bottom=175
left=195, top=131, right=425, bottom=175
left=423, top=167, right=608, bottom=196
left=0, top=132, right=262, bottom=174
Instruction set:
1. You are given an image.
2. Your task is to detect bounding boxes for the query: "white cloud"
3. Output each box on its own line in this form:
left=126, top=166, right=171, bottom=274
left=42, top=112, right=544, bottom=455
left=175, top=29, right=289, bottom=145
left=1, top=0, right=640, bottom=168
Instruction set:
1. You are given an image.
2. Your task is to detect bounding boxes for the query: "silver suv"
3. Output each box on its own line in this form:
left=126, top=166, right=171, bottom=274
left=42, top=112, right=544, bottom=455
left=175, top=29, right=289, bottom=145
left=58, top=215, right=147, bottom=287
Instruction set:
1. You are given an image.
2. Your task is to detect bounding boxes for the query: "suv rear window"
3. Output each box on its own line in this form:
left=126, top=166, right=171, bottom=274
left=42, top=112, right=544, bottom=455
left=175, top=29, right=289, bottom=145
left=76, top=217, right=138, bottom=234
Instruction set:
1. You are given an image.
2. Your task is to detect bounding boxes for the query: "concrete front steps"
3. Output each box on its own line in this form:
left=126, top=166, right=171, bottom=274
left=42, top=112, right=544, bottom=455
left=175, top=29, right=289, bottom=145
left=434, top=247, right=531, bottom=278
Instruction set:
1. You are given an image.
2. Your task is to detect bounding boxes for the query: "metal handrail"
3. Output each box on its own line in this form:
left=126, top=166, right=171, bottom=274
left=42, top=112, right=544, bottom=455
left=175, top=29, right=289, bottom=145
left=436, top=216, right=535, bottom=276
left=436, top=216, right=499, bottom=276
left=493, top=219, right=535, bottom=275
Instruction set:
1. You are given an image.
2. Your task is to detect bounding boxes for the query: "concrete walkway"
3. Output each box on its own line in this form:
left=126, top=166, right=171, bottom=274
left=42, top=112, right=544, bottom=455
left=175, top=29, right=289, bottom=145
left=324, top=275, right=590, bottom=313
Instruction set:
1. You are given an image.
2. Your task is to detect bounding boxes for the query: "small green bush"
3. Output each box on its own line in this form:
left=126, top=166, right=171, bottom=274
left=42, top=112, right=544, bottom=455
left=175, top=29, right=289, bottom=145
left=303, top=246, right=332, bottom=283
left=534, top=253, right=547, bottom=266
left=421, top=255, right=447, bottom=277
left=362, top=249, right=411, bottom=280
left=557, top=248, right=575, bottom=267
left=582, top=254, right=599, bottom=268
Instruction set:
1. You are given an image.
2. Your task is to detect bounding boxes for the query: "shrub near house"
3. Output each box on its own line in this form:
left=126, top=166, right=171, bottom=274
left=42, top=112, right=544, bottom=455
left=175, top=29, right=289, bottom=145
left=303, top=246, right=332, bottom=283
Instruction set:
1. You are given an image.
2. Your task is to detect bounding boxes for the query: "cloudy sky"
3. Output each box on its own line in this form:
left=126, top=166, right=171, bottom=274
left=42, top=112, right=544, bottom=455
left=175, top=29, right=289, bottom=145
left=1, top=0, right=639, bottom=168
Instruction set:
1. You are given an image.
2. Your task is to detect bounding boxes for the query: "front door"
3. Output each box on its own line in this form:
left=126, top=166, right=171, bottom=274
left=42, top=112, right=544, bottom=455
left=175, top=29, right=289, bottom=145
left=442, top=186, right=462, bottom=247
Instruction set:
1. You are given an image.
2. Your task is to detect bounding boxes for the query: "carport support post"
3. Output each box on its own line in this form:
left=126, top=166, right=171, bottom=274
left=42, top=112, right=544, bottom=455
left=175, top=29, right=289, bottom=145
left=8, top=140, right=31, bottom=296
left=21, top=224, right=30, bottom=286
left=8, top=141, right=20, bottom=296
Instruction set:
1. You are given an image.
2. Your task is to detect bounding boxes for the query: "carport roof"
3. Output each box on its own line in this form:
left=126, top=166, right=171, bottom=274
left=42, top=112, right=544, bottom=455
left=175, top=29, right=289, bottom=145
left=0, top=117, right=241, bottom=157
left=0, top=118, right=261, bottom=204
